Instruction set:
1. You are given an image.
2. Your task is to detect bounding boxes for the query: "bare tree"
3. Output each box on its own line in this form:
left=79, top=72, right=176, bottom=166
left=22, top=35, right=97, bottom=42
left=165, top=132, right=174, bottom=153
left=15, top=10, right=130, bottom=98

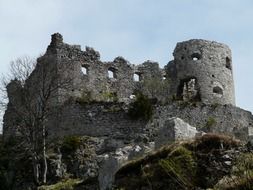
left=0, top=56, right=36, bottom=135
left=9, top=56, right=36, bottom=85
left=1, top=55, right=73, bottom=185
left=0, top=56, right=36, bottom=109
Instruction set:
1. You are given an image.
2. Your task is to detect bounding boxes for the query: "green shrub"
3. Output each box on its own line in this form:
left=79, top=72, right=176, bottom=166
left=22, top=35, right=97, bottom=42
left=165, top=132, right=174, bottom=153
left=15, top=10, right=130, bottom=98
left=205, top=117, right=217, bottom=130
left=128, top=92, right=153, bottom=121
left=61, top=136, right=81, bottom=153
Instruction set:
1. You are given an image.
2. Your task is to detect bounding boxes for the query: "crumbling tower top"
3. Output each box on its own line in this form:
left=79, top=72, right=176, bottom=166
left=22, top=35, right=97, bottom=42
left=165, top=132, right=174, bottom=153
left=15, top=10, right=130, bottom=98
left=167, top=39, right=235, bottom=105
left=50, top=33, right=63, bottom=46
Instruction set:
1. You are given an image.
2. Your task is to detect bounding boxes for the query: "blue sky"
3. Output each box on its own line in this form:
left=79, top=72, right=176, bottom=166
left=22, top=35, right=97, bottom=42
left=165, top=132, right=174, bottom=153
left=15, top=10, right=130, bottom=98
left=0, top=0, right=253, bottom=115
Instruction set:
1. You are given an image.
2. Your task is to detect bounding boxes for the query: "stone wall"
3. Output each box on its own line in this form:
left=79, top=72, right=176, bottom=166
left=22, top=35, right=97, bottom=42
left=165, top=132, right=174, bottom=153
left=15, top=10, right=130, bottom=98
left=3, top=33, right=239, bottom=141
left=3, top=80, right=24, bottom=139
left=153, top=102, right=253, bottom=141
left=166, top=39, right=235, bottom=105
left=48, top=102, right=148, bottom=143
left=45, top=33, right=167, bottom=104
left=10, top=34, right=235, bottom=106
left=43, top=101, right=253, bottom=143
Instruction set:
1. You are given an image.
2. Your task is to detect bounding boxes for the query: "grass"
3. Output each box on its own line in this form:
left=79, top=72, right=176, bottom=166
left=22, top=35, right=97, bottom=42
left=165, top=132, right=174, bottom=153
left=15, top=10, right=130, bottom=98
left=194, top=133, right=240, bottom=152
left=115, top=143, right=195, bottom=190
left=159, top=146, right=197, bottom=189
left=38, top=178, right=82, bottom=190
left=214, top=153, right=253, bottom=190
left=115, top=134, right=242, bottom=190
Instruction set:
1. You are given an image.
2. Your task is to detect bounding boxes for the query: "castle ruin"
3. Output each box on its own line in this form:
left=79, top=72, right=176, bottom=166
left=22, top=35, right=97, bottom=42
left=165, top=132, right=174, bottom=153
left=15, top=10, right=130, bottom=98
left=3, top=33, right=253, bottom=143
left=44, top=33, right=236, bottom=106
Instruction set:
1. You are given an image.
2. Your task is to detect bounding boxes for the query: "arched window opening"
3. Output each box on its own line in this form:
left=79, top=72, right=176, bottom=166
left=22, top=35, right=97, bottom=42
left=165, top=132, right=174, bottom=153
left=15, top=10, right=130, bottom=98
left=108, top=68, right=116, bottom=79
left=226, top=57, right=232, bottom=70
left=213, top=86, right=223, bottom=95
left=81, top=66, right=88, bottom=75
left=134, top=73, right=141, bottom=81
left=191, top=53, right=201, bottom=61
left=108, top=70, right=114, bottom=78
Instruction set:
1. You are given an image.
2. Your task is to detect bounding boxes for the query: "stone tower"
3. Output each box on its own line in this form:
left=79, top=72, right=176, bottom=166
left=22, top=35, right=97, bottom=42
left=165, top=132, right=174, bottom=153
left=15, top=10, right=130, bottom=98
left=167, top=39, right=235, bottom=105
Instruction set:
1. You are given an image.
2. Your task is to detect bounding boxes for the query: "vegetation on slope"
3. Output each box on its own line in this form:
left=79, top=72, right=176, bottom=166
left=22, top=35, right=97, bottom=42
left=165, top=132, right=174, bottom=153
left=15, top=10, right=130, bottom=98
left=214, top=153, right=253, bottom=190
left=2, top=133, right=253, bottom=190
left=114, top=133, right=244, bottom=190
left=0, top=135, right=97, bottom=190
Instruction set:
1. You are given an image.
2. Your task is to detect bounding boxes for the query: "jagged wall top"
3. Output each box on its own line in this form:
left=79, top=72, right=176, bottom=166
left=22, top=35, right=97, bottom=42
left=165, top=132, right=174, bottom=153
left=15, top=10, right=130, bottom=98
left=2, top=33, right=238, bottom=141
left=43, top=33, right=166, bottom=103
left=16, top=33, right=236, bottom=105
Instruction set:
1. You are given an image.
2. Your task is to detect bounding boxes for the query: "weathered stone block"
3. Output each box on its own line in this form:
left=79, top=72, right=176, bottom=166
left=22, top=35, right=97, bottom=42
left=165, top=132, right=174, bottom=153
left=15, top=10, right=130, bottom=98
left=155, top=117, right=198, bottom=148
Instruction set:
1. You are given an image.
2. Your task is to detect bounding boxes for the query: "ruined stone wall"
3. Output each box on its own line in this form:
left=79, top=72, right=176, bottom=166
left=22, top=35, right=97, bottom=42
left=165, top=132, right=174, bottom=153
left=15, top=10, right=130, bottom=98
left=43, top=101, right=253, bottom=142
left=2, top=33, right=167, bottom=140
left=166, top=39, right=235, bottom=105
left=19, top=34, right=236, bottom=106
left=46, top=33, right=166, bottom=104
left=3, top=33, right=240, bottom=141
left=152, top=103, right=253, bottom=141
left=47, top=102, right=149, bottom=146
left=3, top=80, right=23, bottom=140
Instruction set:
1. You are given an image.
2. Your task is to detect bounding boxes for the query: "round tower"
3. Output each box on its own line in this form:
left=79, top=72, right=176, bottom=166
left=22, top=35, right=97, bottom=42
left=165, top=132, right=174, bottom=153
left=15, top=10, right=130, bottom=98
left=168, top=39, right=235, bottom=105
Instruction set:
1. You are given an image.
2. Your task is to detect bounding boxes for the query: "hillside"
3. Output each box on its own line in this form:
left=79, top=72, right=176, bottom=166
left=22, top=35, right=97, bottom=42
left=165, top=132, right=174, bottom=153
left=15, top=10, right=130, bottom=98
left=1, top=133, right=253, bottom=190
left=114, top=134, right=253, bottom=190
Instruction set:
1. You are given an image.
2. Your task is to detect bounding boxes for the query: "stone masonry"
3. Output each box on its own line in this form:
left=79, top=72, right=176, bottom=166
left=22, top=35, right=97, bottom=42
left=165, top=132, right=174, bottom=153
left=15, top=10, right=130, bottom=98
left=45, top=33, right=165, bottom=104
left=166, top=39, right=235, bottom=105
left=4, top=33, right=251, bottom=143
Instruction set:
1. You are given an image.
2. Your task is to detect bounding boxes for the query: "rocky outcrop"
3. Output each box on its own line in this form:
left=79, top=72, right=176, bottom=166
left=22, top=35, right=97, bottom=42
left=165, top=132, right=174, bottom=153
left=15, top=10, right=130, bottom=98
left=98, top=143, right=154, bottom=190
left=36, top=136, right=154, bottom=190
left=155, top=117, right=198, bottom=148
